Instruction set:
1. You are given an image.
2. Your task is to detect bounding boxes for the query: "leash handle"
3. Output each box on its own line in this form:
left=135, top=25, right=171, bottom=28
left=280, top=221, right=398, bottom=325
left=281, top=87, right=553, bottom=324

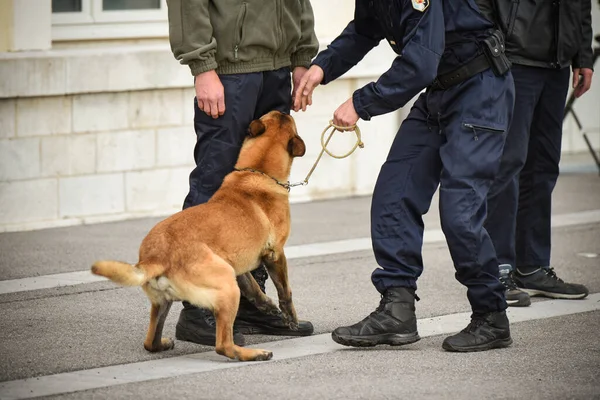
left=321, top=120, right=364, bottom=159
left=299, top=120, right=364, bottom=186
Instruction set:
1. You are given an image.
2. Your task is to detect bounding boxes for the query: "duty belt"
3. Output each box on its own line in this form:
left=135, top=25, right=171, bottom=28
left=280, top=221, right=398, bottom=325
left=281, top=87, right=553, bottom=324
left=430, top=53, right=491, bottom=91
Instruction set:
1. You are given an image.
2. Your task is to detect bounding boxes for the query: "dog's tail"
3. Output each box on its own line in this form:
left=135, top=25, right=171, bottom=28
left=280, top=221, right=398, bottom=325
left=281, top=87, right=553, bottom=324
left=91, top=260, right=164, bottom=286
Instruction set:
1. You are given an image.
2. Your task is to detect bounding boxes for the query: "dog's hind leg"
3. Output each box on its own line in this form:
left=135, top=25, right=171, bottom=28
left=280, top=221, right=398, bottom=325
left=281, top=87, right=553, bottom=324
left=143, top=300, right=174, bottom=352
left=175, top=253, right=273, bottom=361
left=213, top=275, right=273, bottom=362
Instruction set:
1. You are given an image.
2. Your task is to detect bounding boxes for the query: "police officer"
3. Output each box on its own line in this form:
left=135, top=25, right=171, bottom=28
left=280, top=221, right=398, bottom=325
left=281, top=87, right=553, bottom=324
left=482, top=0, right=594, bottom=307
left=294, top=0, right=515, bottom=352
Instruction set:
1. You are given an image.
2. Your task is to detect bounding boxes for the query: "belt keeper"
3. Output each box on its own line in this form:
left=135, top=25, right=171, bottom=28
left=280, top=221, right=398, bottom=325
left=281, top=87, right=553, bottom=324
left=432, top=78, right=446, bottom=90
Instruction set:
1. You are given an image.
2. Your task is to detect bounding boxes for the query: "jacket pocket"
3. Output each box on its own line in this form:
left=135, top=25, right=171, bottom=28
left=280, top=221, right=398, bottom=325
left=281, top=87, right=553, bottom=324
left=462, top=122, right=504, bottom=141
left=233, top=2, right=248, bottom=60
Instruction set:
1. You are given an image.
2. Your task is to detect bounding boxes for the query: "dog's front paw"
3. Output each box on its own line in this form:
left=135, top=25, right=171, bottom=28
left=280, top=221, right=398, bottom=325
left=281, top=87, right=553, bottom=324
left=279, top=300, right=299, bottom=329
left=287, top=320, right=299, bottom=331
left=267, top=307, right=281, bottom=316
left=254, top=299, right=281, bottom=316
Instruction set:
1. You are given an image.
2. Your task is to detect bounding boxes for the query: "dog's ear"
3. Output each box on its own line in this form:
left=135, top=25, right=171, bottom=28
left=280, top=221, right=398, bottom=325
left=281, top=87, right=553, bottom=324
left=287, top=136, right=306, bottom=157
left=247, top=119, right=266, bottom=137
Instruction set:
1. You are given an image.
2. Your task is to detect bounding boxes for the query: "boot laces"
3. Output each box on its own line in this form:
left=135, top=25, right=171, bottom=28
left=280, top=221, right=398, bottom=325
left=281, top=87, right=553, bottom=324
left=464, top=315, right=487, bottom=333
left=203, top=313, right=216, bottom=327
left=374, top=292, right=392, bottom=314
left=543, top=267, right=564, bottom=283
left=499, top=271, right=518, bottom=290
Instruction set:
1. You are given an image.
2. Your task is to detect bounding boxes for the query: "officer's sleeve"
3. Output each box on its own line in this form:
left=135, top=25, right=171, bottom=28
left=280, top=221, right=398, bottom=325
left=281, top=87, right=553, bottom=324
left=291, top=0, right=320, bottom=69
left=167, top=0, right=217, bottom=76
left=311, top=4, right=385, bottom=84
left=353, top=1, right=445, bottom=120
left=572, top=0, right=594, bottom=70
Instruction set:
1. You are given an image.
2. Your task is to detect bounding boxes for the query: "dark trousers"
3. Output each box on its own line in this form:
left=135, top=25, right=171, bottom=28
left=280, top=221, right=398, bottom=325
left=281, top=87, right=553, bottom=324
left=485, top=65, right=569, bottom=269
left=183, top=67, right=292, bottom=209
left=370, top=68, right=515, bottom=314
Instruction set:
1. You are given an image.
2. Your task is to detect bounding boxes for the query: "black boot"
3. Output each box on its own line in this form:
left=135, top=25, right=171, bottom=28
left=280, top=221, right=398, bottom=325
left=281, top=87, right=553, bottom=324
left=442, top=311, right=512, bottom=352
left=234, top=266, right=314, bottom=336
left=175, top=302, right=245, bottom=346
left=331, top=287, right=420, bottom=347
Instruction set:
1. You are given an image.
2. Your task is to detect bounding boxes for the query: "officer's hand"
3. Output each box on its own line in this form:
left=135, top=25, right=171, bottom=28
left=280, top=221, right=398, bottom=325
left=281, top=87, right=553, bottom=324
left=293, top=65, right=324, bottom=112
left=291, top=66, right=308, bottom=107
left=572, top=68, right=593, bottom=98
left=195, top=70, right=226, bottom=119
left=333, top=98, right=359, bottom=130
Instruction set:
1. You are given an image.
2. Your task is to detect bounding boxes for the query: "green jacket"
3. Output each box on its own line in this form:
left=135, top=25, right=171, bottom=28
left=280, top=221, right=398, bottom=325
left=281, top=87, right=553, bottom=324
left=167, top=0, right=319, bottom=76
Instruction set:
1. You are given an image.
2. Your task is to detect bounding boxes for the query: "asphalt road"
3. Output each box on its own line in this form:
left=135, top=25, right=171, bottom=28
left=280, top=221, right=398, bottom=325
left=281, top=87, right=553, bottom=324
left=0, top=172, right=599, bottom=399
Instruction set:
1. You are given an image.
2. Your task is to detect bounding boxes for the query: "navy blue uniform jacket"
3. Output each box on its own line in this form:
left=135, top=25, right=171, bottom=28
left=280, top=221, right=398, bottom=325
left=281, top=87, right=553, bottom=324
left=312, top=0, right=494, bottom=121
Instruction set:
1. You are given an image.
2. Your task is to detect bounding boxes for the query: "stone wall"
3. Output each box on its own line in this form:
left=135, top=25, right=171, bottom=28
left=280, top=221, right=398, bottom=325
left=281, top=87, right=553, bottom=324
left=0, top=42, right=407, bottom=232
left=1, top=0, right=599, bottom=233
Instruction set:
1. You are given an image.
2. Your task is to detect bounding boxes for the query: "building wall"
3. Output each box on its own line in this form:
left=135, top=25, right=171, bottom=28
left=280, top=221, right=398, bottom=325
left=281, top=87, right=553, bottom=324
left=0, top=34, right=406, bottom=232
left=0, top=1, right=599, bottom=233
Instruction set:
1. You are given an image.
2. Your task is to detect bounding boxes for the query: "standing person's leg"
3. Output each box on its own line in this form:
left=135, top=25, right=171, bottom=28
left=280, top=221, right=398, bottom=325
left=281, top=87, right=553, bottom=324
left=177, top=72, right=264, bottom=347
left=513, top=67, right=588, bottom=299
left=233, top=67, right=314, bottom=336
left=331, top=93, right=444, bottom=347
left=484, top=65, right=545, bottom=307
left=439, top=68, right=514, bottom=352
left=182, top=74, right=263, bottom=209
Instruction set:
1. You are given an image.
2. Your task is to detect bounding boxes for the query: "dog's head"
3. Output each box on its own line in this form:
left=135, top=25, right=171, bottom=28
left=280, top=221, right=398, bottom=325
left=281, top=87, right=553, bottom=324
left=246, top=111, right=306, bottom=158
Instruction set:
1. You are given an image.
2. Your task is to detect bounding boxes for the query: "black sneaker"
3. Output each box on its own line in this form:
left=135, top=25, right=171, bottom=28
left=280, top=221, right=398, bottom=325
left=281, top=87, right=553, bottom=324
left=331, top=287, right=421, bottom=347
left=442, top=311, right=512, bottom=352
left=234, top=297, right=314, bottom=336
left=176, top=302, right=245, bottom=346
left=498, top=264, right=531, bottom=307
left=514, top=267, right=589, bottom=300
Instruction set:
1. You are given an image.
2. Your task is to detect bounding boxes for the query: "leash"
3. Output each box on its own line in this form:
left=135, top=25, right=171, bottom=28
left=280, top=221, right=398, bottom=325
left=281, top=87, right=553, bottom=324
left=288, top=120, right=364, bottom=188
left=234, top=121, right=364, bottom=191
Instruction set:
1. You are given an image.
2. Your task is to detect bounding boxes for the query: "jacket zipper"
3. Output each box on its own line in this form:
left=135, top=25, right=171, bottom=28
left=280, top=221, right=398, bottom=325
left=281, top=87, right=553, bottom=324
left=506, top=0, right=519, bottom=37
left=552, top=0, right=560, bottom=68
left=277, top=0, right=283, bottom=58
left=463, top=123, right=504, bottom=141
left=234, top=2, right=248, bottom=60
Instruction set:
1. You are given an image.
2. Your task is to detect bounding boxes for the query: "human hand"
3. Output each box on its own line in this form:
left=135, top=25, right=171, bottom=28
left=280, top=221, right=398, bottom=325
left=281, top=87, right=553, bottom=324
left=332, top=98, right=360, bottom=130
left=572, top=68, right=593, bottom=98
left=291, top=66, right=308, bottom=106
left=292, top=64, right=324, bottom=112
left=195, top=70, right=225, bottom=118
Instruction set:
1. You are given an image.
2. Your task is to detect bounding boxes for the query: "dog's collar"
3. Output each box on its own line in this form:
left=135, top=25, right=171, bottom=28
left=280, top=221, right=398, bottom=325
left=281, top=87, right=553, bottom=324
left=233, top=167, right=291, bottom=192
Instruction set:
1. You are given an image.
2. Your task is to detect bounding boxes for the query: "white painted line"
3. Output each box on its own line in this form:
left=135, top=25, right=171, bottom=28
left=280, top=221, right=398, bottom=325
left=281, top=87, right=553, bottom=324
left=285, top=228, right=447, bottom=259
left=1, top=209, right=599, bottom=296
left=285, top=237, right=371, bottom=259
left=1, top=293, right=598, bottom=400
left=0, top=271, right=104, bottom=295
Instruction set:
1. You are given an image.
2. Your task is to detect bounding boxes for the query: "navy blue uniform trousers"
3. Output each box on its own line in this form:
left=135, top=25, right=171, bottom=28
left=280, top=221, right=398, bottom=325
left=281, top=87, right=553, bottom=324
left=371, top=69, right=515, bottom=314
left=485, top=65, right=570, bottom=269
left=183, top=67, right=292, bottom=209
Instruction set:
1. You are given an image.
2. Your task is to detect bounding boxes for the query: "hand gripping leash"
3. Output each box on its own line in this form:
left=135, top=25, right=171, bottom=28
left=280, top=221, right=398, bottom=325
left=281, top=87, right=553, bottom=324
left=288, top=120, right=365, bottom=189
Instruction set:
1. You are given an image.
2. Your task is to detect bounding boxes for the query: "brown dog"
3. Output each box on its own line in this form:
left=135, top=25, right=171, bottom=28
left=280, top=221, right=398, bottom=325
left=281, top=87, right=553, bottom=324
left=91, top=110, right=306, bottom=362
